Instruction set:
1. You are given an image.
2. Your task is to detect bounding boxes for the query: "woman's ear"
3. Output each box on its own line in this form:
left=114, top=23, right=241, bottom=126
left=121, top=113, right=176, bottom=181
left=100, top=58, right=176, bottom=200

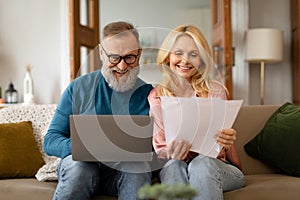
left=165, top=57, right=170, bottom=65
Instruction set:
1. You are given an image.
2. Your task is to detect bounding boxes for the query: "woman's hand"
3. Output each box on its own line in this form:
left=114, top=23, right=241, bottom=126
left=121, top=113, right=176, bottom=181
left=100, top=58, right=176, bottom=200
left=217, top=129, right=237, bottom=149
left=167, top=139, right=192, bottom=160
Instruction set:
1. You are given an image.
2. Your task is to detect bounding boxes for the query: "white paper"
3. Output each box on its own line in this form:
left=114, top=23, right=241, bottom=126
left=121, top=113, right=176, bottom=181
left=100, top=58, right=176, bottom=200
left=160, top=97, right=243, bottom=158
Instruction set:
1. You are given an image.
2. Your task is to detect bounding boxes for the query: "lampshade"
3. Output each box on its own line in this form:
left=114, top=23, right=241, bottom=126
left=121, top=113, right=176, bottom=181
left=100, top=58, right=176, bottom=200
left=245, top=28, right=283, bottom=63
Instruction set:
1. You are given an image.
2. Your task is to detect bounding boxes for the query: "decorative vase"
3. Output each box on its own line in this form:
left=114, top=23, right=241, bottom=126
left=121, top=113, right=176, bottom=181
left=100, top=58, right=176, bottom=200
left=23, top=65, right=36, bottom=104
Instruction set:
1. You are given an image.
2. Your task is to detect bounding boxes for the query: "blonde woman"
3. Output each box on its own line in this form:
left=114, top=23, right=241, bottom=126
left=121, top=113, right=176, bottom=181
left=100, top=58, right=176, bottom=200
left=148, top=25, right=245, bottom=199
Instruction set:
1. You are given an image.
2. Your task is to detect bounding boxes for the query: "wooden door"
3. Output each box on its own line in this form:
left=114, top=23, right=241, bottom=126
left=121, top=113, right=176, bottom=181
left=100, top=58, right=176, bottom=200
left=291, top=0, right=300, bottom=105
left=211, top=0, right=233, bottom=99
left=69, top=0, right=100, bottom=81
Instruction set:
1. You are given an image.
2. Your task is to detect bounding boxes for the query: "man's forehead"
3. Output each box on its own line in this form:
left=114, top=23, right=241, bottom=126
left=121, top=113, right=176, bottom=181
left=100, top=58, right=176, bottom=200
left=102, top=33, right=139, bottom=52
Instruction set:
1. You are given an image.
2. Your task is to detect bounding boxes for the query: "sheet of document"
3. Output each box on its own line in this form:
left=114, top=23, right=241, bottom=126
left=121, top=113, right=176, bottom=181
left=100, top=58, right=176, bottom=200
left=160, top=97, right=243, bottom=158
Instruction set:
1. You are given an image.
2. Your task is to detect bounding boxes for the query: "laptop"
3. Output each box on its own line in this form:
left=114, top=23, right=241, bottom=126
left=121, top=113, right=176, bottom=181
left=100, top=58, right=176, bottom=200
left=70, top=115, right=153, bottom=162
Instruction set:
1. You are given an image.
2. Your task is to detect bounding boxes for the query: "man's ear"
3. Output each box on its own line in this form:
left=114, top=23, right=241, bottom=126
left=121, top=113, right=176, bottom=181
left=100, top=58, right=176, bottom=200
left=99, top=44, right=104, bottom=61
left=137, top=48, right=142, bottom=58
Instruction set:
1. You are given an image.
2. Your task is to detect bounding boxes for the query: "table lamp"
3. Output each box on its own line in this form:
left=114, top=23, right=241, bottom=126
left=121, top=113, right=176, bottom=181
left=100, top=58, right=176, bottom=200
left=245, top=28, right=283, bottom=105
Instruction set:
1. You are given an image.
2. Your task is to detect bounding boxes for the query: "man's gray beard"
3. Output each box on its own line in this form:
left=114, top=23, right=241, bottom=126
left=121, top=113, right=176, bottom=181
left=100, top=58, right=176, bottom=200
left=101, top=65, right=140, bottom=92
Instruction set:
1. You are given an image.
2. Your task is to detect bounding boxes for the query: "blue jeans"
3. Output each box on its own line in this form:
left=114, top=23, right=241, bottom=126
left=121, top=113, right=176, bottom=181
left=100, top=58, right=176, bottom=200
left=53, top=155, right=151, bottom=200
left=160, top=155, right=245, bottom=200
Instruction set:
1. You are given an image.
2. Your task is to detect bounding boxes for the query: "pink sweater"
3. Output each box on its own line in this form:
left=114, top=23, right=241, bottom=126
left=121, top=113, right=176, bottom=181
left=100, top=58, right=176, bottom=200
left=148, top=86, right=242, bottom=170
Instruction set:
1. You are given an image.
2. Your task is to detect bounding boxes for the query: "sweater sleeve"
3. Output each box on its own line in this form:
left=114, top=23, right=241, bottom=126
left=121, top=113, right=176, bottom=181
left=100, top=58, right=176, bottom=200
left=43, top=85, right=73, bottom=158
left=148, top=88, right=169, bottom=159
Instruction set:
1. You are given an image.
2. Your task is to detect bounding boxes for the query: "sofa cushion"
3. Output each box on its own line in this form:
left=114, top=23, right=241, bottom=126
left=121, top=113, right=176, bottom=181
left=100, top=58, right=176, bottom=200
left=0, top=121, right=45, bottom=178
left=0, top=178, right=57, bottom=200
left=0, top=178, right=117, bottom=200
left=244, top=102, right=300, bottom=176
left=224, top=174, right=300, bottom=200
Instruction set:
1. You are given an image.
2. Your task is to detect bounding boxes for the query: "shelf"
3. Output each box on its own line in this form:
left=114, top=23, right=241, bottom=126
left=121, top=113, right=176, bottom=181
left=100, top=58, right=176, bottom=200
left=0, top=103, right=23, bottom=108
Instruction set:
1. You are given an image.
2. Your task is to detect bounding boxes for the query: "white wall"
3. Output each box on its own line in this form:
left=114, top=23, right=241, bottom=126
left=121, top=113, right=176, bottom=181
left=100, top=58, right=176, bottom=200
left=100, top=0, right=211, bottom=40
left=248, top=0, right=292, bottom=105
left=0, top=0, right=63, bottom=104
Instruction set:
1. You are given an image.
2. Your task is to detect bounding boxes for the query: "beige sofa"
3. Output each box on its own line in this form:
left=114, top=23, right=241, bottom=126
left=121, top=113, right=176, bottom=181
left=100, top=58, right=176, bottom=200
left=0, top=104, right=300, bottom=200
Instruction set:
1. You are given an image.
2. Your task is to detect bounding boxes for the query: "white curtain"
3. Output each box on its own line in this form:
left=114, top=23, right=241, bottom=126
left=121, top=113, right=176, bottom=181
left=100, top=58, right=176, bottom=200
left=231, top=0, right=249, bottom=105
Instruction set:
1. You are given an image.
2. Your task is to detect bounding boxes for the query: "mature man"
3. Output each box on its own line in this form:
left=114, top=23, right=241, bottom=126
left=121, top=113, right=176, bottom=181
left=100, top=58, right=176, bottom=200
left=44, top=21, right=153, bottom=200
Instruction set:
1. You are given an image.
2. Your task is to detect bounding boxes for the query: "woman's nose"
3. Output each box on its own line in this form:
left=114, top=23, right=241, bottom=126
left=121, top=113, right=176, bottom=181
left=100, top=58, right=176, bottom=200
left=181, top=55, right=189, bottom=63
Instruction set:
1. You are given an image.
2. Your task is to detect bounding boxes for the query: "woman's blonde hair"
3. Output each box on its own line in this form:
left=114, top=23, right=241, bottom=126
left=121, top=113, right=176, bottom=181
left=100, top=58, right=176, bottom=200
left=156, top=25, right=225, bottom=97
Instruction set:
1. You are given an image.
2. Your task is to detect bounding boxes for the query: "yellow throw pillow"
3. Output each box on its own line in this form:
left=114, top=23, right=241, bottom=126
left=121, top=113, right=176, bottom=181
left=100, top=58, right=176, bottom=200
left=0, top=121, right=45, bottom=178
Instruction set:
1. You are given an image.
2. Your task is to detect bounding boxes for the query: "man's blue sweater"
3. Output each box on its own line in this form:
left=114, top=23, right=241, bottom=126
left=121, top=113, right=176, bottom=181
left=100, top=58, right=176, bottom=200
left=44, top=70, right=153, bottom=158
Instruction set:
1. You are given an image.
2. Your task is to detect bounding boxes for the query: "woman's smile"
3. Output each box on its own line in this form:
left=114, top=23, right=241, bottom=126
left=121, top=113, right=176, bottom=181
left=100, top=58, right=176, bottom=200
left=176, top=64, right=194, bottom=71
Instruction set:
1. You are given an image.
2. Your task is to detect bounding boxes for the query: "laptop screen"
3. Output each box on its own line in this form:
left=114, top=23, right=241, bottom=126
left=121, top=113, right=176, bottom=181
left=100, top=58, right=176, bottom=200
left=70, top=115, right=153, bottom=162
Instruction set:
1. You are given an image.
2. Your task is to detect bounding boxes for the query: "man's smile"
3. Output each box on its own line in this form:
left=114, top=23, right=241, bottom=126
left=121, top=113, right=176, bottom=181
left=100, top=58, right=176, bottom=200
left=112, top=69, right=129, bottom=77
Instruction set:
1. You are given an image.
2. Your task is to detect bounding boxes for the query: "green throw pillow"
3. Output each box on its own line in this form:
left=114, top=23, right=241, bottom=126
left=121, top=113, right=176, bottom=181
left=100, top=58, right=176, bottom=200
left=0, top=121, right=45, bottom=179
left=244, top=102, right=300, bottom=177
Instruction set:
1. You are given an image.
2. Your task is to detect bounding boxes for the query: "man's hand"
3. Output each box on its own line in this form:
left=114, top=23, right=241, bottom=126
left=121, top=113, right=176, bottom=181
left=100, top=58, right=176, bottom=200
left=217, top=129, right=237, bottom=149
left=167, top=139, right=192, bottom=160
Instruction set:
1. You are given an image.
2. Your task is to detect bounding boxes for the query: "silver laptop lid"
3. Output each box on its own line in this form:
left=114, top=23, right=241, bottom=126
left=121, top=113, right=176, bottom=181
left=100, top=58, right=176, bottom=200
left=70, top=115, right=153, bottom=162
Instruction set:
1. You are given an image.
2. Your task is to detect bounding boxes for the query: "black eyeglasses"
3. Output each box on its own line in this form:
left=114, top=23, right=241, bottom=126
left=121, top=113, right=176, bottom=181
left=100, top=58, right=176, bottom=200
left=101, top=45, right=140, bottom=64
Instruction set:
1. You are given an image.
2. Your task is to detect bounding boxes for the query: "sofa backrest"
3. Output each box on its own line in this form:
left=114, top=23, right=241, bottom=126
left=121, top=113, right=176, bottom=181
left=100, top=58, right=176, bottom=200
left=232, top=105, right=281, bottom=175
